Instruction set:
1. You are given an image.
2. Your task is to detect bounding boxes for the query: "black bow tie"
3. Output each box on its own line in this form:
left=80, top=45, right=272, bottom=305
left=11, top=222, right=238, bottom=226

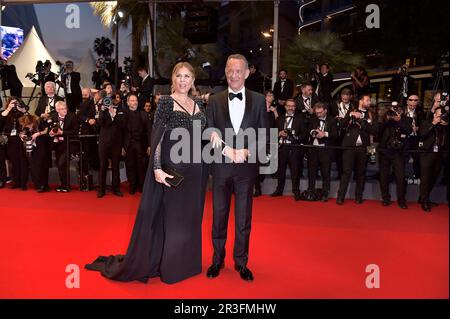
left=286, top=115, right=293, bottom=118
left=280, top=79, right=286, bottom=82
left=59, top=117, right=65, bottom=122
left=229, top=92, right=243, bottom=101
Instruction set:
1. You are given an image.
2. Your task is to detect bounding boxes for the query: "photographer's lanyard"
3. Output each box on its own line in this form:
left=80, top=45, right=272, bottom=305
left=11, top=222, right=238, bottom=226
left=46, top=96, right=55, bottom=114
left=11, top=120, right=17, bottom=136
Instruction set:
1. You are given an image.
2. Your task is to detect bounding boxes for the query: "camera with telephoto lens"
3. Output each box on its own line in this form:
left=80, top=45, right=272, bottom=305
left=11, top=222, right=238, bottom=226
left=49, top=122, right=61, bottom=135
left=367, top=144, right=377, bottom=164
left=350, top=109, right=363, bottom=126
left=280, top=128, right=298, bottom=145
left=21, top=127, right=35, bottom=155
left=386, top=101, right=401, bottom=118
left=99, top=90, right=114, bottom=110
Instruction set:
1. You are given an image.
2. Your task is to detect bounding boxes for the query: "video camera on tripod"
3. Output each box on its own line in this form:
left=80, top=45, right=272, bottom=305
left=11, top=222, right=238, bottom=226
left=25, top=60, right=51, bottom=80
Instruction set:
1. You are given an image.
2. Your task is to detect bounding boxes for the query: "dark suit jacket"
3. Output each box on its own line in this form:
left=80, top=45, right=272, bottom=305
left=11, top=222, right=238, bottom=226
left=1, top=64, right=23, bottom=97
left=340, top=110, right=378, bottom=148
left=418, top=119, right=448, bottom=152
left=316, top=73, right=333, bottom=104
left=50, top=112, right=79, bottom=138
left=295, top=94, right=319, bottom=114
left=35, top=95, right=64, bottom=117
left=123, top=109, right=152, bottom=150
left=77, top=98, right=98, bottom=134
left=61, top=72, right=82, bottom=97
left=307, top=115, right=338, bottom=146
left=273, top=79, right=294, bottom=102
left=98, top=106, right=126, bottom=146
left=206, top=89, right=269, bottom=176
left=330, top=101, right=355, bottom=118
left=276, top=113, right=306, bottom=143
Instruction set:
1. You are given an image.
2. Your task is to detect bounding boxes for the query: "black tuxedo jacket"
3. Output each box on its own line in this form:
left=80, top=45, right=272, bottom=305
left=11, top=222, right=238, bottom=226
left=35, top=95, right=64, bottom=117
left=77, top=98, right=98, bottom=134
left=307, top=115, right=338, bottom=146
left=330, top=101, right=355, bottom=118
left=273, top=79, right=294, bottom=102
left=50, top=112, right=79, bottom=137
left=123, top=109, right=152, bottom=150
left=138, top=76, right=154, bottom=108
left=295, top=94, right=319, bottom=114
left=418, top=120, right=448, bottom=151
left=276, top=113, right=306, bottom=142
left=340, top=110, right=378, bottom=148
left=61, top=72, right=82, bottom=96
left=98, top=106, right=126, bottom=146
left=206, top=89, right=269, bottom=176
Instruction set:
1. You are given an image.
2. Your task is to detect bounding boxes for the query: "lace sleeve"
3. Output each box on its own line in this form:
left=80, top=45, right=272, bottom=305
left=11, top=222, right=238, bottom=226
left=153, top=95, right=172, bottom=127
left=153, top=134, right=163, bottom=170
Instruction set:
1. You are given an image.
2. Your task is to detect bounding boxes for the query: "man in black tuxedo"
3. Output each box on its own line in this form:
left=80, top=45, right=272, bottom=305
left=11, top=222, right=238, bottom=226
left=307, top=102, right=338, bottom=202
left=336, top=94, right=378, bottom=205
left=330, top=88, right=355, bottom=178
left=391, top=64, right=415, bottom=104
left=313, top=63, right=333, bottom=106
left=206, top=54, right=269, bottom=282
left=35, top=81, right=64, bottom=119
left=49, top=101, right=78, bottom=192
left=61, top=61, right=82, bottom=113
left=122, top=94, right=152, bottom=194
left=295, top=82, right=319, bottom=116
left=136, top=66, right=154, bottom=110
left=97, top=97, right=126, bottom=198
left=270, top=98, right=304, bottom=200
left=273, top=69, right=294, bottom=114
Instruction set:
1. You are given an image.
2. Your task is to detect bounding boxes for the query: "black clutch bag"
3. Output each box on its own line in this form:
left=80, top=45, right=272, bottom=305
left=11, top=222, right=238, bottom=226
left=162, top=166, right=184, bottom=187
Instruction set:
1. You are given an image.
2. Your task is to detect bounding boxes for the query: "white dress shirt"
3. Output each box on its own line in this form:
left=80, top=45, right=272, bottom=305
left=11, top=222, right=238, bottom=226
left=66, top=73, right=72, bottom=94
left=228, top=87, right=246, bottom=135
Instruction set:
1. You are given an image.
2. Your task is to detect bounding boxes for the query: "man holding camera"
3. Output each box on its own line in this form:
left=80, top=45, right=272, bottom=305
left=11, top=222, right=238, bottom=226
left=378, top=103, right=412, bottom=209
left=336, top=94, right=378, bottom=205
left=61, top=61, right=82, bottom=113
left=49, top=101, right=78, bottom=192
left=306, top=102, right=338, bottom=202
left=271, top=98, right=304, bottom=200
left=122, top=94, right=152, bottom=194
left=97, top=93, right=126, bottom=198
left=418, top=107, right=448, bottom=212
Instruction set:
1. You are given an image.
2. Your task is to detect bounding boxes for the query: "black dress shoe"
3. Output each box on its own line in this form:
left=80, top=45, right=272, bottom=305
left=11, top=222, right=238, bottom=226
left=421, top=202, right=431, bottom=212
left=321, top=191, right=329, bottom=202
left=234, top=264, right=254, bottom=282
left=270, top=190, right=283, bottom=197
left=429, top=202, right=439, bottom=208
left=398, top=201, right=408, bottom=209
left=206, top=263, right=224, bottom=279
left=113, top=191, right=124, bottom=197
left=293, top=191, right=301, bottom=201
left=97, top=191, right=105, bottom=198
left=21, top=185, right=28, bottom=191
left=37, top=185, right=50, bottom=193
left=253, top=188, right=262, bottom=197
left=129, top=188, right=136, bottom=195
left=336, top=197, right=344, bottom=205
left=355, top=197, right=364, bottom=204
left=382, top=199, right=391, bottom=206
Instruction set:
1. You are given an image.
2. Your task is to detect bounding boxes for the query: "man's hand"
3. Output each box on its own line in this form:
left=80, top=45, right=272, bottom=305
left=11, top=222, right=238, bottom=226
left=279, top=130, right=288, bottom=137
left=315, top=130, right=326, bottom=139
left=146, top=147, right=151, bottom=156
left=350, top=111, right=362, bottom=119
left=223, top=146, right=249, bottom=163
left=88, top=119, right=96, bottom=126
left=108, top=106, right=117, bottom=117
left=154, top=169, right=173, bottom=187
left=121, top=148, right=126, bottom=157
left=40, top=113, right=50, bottom=120
left=432, top=114, right=441, bottom=125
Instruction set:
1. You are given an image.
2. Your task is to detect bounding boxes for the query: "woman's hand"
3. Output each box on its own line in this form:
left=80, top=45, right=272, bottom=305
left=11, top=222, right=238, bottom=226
left=210, top=131, right=223, bottom=149
left=154, top=169, right=174, bottom=187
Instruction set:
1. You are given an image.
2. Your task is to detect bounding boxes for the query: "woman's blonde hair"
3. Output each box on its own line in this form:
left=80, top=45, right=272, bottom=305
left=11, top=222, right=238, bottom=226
left=170, top=62, right=196, bottom=93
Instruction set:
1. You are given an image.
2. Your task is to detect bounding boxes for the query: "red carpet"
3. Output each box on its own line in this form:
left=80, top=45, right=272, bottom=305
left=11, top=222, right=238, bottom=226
left=0, top=186, right=448, bottom=299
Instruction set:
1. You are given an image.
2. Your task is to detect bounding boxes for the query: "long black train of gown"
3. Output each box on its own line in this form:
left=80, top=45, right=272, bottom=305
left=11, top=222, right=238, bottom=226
left=85, top=96, right=208, bottom=284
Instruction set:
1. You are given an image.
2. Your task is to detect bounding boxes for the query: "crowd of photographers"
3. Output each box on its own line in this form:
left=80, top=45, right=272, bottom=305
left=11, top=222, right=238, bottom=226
left=0, top=59, right=448, bottom=212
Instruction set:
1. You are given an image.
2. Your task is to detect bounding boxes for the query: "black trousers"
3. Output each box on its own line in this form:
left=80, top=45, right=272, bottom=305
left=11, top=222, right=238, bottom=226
left=54, top=141, right=70, bottom=188
left=30, top=137, right=50, bottom=188
left=379, top=151, right=406, bottom=202
left=405, top=137, right=420, bottom=178
left=275, top=145, right=301, bottom=193
left=308, top=148, right=333, bottom=191
left=419, top=153, right=443, bottom=204
left=98, top=142, right=121, bottom=192
left=6, top=136, right=28, bottom=187
left=0, top=145, right=6, bottom=183
left=66, top=93, right=82, bottom=114
left=124, top=140, right=146, bottom=191
left=338, top=148, right=367, bottom=199
left=212, top=171, right=255, bottom=267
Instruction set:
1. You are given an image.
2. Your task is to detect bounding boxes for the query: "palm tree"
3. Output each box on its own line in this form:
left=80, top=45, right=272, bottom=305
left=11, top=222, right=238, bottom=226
left=93, top=36, right=115, bottom=58
left=282, top=31, right=364, bottom=84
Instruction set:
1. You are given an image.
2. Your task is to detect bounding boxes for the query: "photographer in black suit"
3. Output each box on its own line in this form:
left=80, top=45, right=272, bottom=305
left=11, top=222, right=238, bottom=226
left=49, top=101, right=78, bottom=192
left=418, top=107, right=448, bottom=212
left=295, top=82, right=319, bottom=118
left=313, top=63, right=333, bottom=106
left=136, top=67, right=154, bottom=110
left=271, top=98, right=304, bottom=200
left=391, top=64, right=415, bottom=105
left=378, top=103, right=412, bottom=209
left=92, top=58, right=111, bottom=90
left=336, top=94, right=378, bottom=205
left=97, top=93, right=126, bottom=198
left=61, top=61, right=82, bottom=113
left=306, top=102, right=338, bottom=202
left=122, top=94, right=152, bottom=194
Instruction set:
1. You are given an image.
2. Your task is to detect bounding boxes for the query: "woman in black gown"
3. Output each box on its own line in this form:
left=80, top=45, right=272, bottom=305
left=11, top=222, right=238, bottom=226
left=85, top=62, right=208, bottom=284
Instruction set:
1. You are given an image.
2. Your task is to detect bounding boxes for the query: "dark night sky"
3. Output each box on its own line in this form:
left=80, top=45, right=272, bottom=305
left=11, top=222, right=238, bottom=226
left=34, top=3, right=132, bottom=66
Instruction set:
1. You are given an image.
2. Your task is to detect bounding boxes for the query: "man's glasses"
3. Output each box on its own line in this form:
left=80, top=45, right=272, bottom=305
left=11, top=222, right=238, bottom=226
left=408, top=99, right=418, bottom=101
